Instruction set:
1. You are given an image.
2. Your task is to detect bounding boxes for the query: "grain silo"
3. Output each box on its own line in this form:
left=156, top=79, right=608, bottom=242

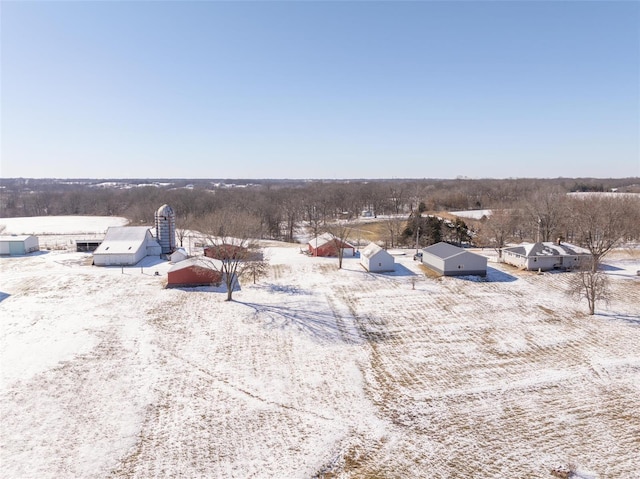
left=155, top=204, right=176, bottom=254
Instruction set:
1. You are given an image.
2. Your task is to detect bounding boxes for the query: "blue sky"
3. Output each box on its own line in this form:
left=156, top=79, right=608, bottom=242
left=1, top=1, right=639, bottom=179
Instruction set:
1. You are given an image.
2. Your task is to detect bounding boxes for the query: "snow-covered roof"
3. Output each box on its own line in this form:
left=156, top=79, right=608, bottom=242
left=503, top=242, right=590, bottom=258
left=94, top=226, right=157, bottom=255
left=0, top=235, right=36, bottom=242
left=308, top=233, right=354, bottom=249
left=361, top=243, right=391, bottom=259
left=168, top=256, right=222, bottom=273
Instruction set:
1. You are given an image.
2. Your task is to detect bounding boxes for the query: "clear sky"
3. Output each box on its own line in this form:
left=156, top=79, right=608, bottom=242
left=1, top=0, right=639, bottom=179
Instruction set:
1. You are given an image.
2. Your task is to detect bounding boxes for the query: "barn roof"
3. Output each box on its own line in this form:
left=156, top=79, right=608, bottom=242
left=168, top=257, right=222, bottom=273
left=0, top=235, right=36, bottom=242
left=503, top=242, right=590, bottom=258
left=94, top=226, right=158, bottom=255
left=309, top=233, right=355, bottom=249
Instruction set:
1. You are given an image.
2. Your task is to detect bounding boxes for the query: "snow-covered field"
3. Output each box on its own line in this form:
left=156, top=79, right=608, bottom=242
left=1, top=217, right=639, bottom=478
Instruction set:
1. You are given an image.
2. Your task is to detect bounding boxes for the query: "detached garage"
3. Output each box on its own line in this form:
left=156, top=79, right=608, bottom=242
left=421, top=242, right=487, bottom=277
left=361, top=243, right=395, bottom=272
left=167, top=257, right=223, bottom=287
left=0, top=235, right=40, bottom=255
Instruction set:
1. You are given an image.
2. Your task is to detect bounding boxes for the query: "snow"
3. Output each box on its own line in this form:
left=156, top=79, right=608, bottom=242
left=450, top=209, right=492, bottom=219
left=1, top=216, right=639, bottom=478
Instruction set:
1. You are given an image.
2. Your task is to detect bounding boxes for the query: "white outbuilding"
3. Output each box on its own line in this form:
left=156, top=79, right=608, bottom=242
left=93, top=226, right=162, bottom=266
left=421, top=242, right=487, bottom=277
left=0, top=235, right=40, bottom=256
left=360, top=243, right=395, bottom=273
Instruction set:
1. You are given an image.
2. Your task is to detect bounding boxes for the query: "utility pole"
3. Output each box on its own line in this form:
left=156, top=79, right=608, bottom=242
left=415, top=226, right=420, bottom=255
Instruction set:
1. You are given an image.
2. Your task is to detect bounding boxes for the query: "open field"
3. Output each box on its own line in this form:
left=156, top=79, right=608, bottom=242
left=1, top=217, right=639, bottom=478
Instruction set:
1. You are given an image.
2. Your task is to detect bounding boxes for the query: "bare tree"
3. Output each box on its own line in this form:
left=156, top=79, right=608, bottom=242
left=326, top=223, right=353, bottom=269
left=566, top=194, right=639, bottom=314
left=197, top=209, right=262, bottom=301
left=478, top=208, right=517, bottom=259
left=524, top=186, right=566, bottom=242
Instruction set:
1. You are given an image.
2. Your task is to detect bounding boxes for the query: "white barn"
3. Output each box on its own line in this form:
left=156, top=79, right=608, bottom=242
left=360, top=243, right=395, bottom=273
left=501, top=242, right=591, bottom=271
left=0, top=235, right=40, bottom=255
left=421, top=242, right=487, bottom=277
left=93, top=226, right=162, bottom=266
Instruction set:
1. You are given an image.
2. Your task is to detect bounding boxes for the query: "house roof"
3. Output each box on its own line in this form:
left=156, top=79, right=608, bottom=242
left=503, top=242, right=590, bottom=258
left=94, top=226, right=158, bottom=255
left=168, top=256, right=222, bottom=273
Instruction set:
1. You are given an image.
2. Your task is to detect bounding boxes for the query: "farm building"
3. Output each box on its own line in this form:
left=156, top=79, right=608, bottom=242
left=170, top=248, right=189, bottom=263
left=420, top=242, right=487, bottom=277
left=75, top=239, right=102, bottom=253
left=308, top=233, right=355, bottom=258
left=93, top=226, right=162, bottom=266
left=501, top=242, right=591, bottom=271
left=155, top=204, right=176, bottom=254
left=204, top=244, right=248, bottom=260
left=0, top=235, right=39, bottom=256
left=360, top=243, right=395, bottom=273
left=167, top=257, right=224, bottom=288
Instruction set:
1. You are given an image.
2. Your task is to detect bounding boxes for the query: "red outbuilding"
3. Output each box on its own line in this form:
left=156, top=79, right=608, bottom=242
left=167, top=257, right=223, bottom=288
left=308, top=233, right=355, bottom=257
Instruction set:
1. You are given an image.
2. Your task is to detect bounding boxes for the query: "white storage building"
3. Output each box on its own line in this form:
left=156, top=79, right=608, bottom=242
left=0, top=235, right=40, bottom=255
left=360, top=243, right=395, bottom=273
left=93, top=226, right=162, bottom=266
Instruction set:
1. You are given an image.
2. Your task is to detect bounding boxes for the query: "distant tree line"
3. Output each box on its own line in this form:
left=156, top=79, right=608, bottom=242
left=1, top=177, right=639, bottom=249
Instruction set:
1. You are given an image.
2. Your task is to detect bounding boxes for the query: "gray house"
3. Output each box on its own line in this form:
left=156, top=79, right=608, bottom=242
left=421, top=242, right=487, bottom=277
left=360, top=243, right=395, bottom=272
left=501, top=242, right=591, bottom=271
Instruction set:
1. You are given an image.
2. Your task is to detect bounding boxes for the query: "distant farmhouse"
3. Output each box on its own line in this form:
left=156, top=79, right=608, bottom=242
left=308, top=233, right=355, bottom=257
left=93, top=204, right=176, bottom=266
left=0, top=235, right=39, bottom=256
left=501, top=241, right=591, bottom=271
left=360, top=243, right=395, bottom=273
left=420, top=242, right=487, bottom=277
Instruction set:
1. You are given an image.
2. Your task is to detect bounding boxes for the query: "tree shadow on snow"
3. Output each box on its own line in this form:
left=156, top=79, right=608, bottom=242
left=597, top=311, right=640, bottom=326
left=252, top=282, right=313, bottom=296
left=239, top=301, right=363, bottom=344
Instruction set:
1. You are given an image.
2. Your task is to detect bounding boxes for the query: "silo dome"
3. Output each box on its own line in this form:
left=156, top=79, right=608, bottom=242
left=155, top=204, right=176, bottom=254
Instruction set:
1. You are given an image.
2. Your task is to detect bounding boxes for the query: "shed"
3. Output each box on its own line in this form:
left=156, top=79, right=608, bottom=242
left=167, top=257, right=224, bottom=288
left=93, top=226, right=162, bottom=266
left=308, top=233, right=355, bottom=257
left=421, top=242, right=487, bottom=277
left=501, top=242, right=591, bottom=271
left=360, top=243, right=395, bottom=272
left=0, top=235, right=40, bottom=255
left=170, top=248, right=189, bottom=263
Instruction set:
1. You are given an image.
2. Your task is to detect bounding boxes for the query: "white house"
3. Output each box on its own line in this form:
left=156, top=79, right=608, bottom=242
left=501, top=242, right=591, bottom=271
left=0, top=235, right=40, bottom=255
left=360, top=243, right=395, bottom=272
left=93, top=226, right=162, bottom=266
left=421, top=242, right=487, bottom=277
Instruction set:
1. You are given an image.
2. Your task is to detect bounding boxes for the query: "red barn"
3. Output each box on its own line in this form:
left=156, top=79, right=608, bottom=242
left=204, top=244, right=247, bottom=260
left=167, top=257, right=223, bottom=288
left=308, top=233, right=355, bottom=257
